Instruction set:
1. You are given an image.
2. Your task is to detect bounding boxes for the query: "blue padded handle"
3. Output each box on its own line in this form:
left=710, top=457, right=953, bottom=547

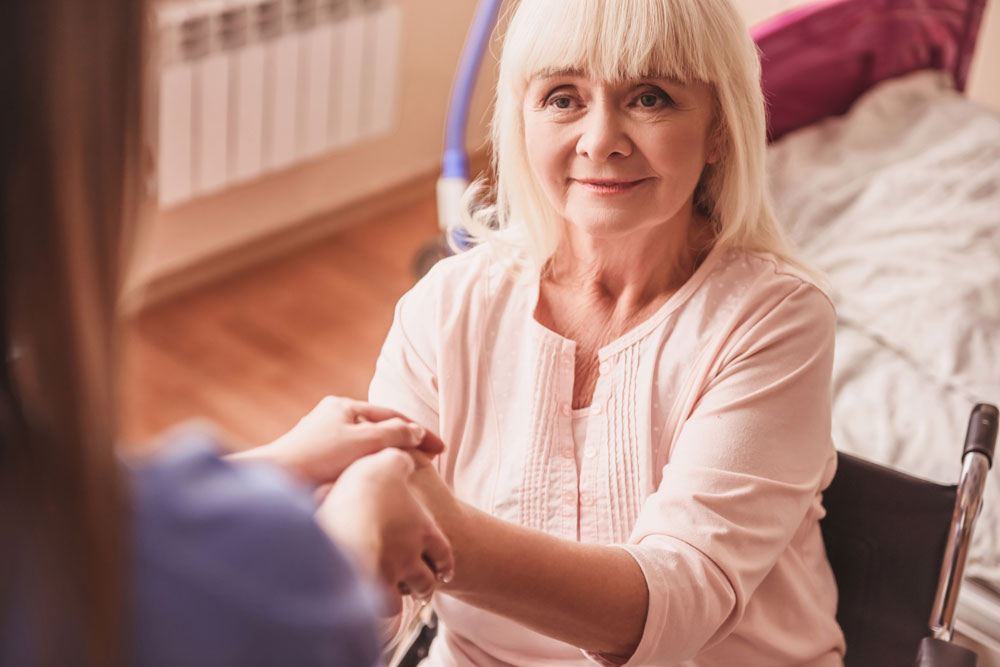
left=441, top=0, right=503, bottom=180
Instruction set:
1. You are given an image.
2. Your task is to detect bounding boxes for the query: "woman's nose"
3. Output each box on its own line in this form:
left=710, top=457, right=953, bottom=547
left=575, top=107, right=632, bottom=162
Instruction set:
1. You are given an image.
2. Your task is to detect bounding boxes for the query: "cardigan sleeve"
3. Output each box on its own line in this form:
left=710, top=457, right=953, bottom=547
left=590, top=282, right=838, bottom=666
left=368, top=281, right=441, bottom=435
left=368, top=271, right=444, bottom=651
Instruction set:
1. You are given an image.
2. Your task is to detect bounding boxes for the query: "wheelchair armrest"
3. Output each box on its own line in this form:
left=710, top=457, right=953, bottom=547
left=916, top=637, right=978, bottom=667
left=929, top=404, right=998, bottom=641
left=388, top=612, right=438, bottom=667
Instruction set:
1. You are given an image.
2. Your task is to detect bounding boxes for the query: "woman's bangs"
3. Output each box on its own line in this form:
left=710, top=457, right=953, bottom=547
left=506, top=0, right=712, bottom=87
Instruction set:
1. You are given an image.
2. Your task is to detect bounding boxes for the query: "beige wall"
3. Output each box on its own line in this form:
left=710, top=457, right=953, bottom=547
left=130, top=0, right=499, bottom=295
left=131, top=0, right=999, bottom=299
left=968, top=0, right=1000, bottom=111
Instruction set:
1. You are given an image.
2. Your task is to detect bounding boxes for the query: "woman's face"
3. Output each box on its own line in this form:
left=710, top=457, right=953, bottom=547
left=522, top=71, right=717, bottom=241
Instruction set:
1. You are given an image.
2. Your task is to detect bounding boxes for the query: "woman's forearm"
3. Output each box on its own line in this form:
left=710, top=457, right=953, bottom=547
left=441, top=503, right=649, bottom=658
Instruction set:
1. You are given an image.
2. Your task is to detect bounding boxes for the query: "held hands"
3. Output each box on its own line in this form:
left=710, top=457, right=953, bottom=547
left=317, top=448, right=455, bottom=614
left=398, top=451, right=470, bottom=593
left=234, top=396, right=445, bottom=486
left=231, top=395, right=457, bottom=609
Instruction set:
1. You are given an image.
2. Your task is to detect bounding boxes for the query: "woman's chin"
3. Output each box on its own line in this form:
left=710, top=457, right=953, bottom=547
left=563, top=211, right=664, bottom=242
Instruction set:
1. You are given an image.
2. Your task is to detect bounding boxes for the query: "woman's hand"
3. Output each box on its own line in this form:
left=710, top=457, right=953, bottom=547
left=317, top=448, right=454, bottom=615
left=401, top=452, right=472, bottom=590
left=232, top=396, right=444, bottom=486
left=404, top=452, right=464, bottom=531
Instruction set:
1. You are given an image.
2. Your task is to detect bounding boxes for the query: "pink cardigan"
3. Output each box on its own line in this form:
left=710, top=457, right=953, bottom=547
left=370, top=243, right=846, bottom=666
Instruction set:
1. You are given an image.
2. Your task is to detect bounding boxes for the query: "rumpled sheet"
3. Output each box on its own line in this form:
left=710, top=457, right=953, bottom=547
left=768, top=70, right=1000, bottom=589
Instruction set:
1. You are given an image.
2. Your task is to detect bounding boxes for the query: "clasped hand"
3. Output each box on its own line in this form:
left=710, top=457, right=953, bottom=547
left=236, top=396, right=455, bottom=613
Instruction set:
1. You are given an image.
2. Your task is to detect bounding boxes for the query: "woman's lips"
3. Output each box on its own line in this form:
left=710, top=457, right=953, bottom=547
left=572, top=178, right=649, bottom=195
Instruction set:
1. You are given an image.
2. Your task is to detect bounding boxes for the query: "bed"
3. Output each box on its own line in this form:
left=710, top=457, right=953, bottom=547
left=755, top=0, right=1000, bottom=655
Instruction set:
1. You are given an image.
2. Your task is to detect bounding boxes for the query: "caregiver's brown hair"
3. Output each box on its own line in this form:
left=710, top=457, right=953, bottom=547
left=0, top=1, right=145, bottom=665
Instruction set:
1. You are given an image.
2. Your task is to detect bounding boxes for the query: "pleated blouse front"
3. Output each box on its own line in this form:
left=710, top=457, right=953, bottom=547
left=370, top=243, right=845, bottom=667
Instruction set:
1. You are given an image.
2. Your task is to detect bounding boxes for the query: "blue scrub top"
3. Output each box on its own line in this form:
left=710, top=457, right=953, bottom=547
left=1, top=429, right=383, bottom=667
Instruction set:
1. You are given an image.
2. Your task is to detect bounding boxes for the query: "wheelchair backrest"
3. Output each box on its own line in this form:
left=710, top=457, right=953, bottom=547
left=821, top=452, right=957, bottom=666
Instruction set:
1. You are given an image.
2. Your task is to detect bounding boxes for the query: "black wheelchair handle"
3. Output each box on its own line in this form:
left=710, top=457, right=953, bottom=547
left=964, top=403, right=998, bottom=468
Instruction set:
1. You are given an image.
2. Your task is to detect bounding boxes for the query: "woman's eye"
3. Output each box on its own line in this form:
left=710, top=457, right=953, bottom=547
left=548, top=96, right=573, bottom=110
left=639, top=93, right=661, bottom=107
left=634, top=89, right=672, bottom=109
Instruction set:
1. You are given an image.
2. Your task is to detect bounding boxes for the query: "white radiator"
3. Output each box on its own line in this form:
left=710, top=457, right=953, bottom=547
left=156, top=0, right=402, bottom=208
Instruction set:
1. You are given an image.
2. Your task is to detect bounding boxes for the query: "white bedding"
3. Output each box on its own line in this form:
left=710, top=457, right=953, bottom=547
left=768, top=70, right=1000, bottom=589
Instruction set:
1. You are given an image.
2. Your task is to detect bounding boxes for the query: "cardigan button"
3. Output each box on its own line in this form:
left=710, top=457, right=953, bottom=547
left=599, top=361, right=612, bottom=375
left=561, top=403, right=571, bottom=417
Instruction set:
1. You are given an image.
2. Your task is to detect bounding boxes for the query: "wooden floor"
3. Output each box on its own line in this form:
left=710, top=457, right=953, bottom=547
left=120, top=191, right=440, bottom=452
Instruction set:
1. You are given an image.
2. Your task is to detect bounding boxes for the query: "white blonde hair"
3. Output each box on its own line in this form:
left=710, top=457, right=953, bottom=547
left=462, top=0, right=807, bottom=277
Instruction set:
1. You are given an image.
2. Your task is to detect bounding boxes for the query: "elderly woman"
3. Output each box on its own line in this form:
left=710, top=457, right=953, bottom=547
left=367, top=0, right=845, bottom=664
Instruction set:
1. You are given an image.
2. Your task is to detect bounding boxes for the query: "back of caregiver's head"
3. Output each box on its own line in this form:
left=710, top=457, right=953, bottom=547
left=465, top=0, right=801, bottom=276
left=0, top=1, right=144, bottom=666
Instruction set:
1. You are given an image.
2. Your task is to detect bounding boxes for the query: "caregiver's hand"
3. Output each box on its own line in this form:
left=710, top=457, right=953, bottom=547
left=232, top=396, right=444, bottom=486
left=317, top=448, right=454, bottom=615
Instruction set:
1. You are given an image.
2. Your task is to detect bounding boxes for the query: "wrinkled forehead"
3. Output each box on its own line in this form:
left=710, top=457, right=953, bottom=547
left=503, top=0, right=714, bottom=90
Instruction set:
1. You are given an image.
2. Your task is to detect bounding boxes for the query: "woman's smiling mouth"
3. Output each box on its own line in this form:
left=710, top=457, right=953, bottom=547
left=572, top=178, right=650, bottom=195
